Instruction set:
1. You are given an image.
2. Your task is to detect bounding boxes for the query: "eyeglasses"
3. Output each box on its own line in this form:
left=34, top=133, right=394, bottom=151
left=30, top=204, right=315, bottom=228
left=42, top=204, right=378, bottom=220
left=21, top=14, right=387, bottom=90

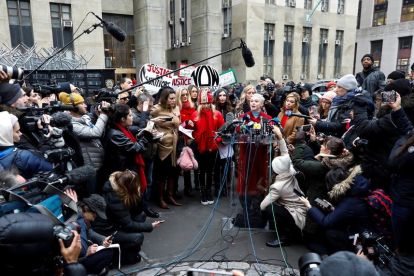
left=181, top=94, right=188, bottom=97
left=120, top=97, right=129, bottom=101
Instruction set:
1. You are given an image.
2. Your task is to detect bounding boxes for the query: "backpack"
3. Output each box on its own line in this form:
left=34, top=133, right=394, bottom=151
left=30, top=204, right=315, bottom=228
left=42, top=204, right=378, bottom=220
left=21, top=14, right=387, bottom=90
left=366, top=189, right=393, bottom=241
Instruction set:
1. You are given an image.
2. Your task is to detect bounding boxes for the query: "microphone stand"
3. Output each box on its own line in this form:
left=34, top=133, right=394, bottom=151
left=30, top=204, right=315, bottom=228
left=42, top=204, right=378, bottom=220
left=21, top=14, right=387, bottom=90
left=23, top=22, right=104, bottom=80
left=118, top=39, right=248, bottom=94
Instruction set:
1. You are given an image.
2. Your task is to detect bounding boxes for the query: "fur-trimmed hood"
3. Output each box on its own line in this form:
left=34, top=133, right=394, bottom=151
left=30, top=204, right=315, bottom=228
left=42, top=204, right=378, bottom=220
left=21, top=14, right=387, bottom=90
left=328, top=166, right=371, bottom=201
left=321, top=150, right=354, bottom=169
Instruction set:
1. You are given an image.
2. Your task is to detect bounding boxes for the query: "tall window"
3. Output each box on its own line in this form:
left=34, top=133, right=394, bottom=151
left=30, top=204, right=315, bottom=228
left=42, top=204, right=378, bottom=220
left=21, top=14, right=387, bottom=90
left=370, top=40, right=383, bottom=69
left=401, top=0, right=414, bottom=22
left=357, top=0, right=362, bottom=29
left=397, top=36, right=412, bottom=73
left=301, top=27, right=312, bottom=79
left=264, top=24, right=275, bottom=75
left=337, top=0, right=345, bottom=13
left=318, top=29, right=329, bottom=77
left=283, top=25, right=294, bottom=77
left=50, top=3, right=73, bottom=50
left=7, top=0, right=34, bottom=47
left=181, top=0, right=187, bottom=43
left=170, top=0, right=175, bottom=48
left=266, top=0, right=275, bottom=4
left=334, top=31, right=344, bottom=78
left=304, top=0, right=312, bottom=10
left=321, top=0, right=329, bottom=11
left=103, top=14, right=135, bottom=68
left=223, top=0, right=232, bottom=37
left=373, top=0, right=388, bottom=26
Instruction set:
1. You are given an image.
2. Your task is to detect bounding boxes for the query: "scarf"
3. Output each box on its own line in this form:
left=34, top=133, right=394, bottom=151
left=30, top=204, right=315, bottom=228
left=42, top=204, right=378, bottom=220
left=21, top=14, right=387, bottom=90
left=281, top=108, right=292, bottom=128
left=196, top=109, right=215, bottom=154
left=114, top=123, right=147, bottom=191
left=251, top=110, right=260, bottom=118
left=180, top=101, right=195, bottom=122
left=332, top=89, right=357, bottom=105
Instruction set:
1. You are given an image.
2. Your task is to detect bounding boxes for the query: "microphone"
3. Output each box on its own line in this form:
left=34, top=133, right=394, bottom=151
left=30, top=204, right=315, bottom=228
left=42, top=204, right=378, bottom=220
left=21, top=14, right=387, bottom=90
left=92, top=12, right=126, bottom=42
left=51, top=112, right=73, bottom=127
left=243, top=113, right=250, bottom=123
left=271, top=117, right=283, bottom=129
left=218, top=112, right=236, bottom=133
left=284, top=110, right=312, bottom=120
left=262, top=117, right=268, bottom=135
left=240, top=39, right=255, bottom=68
left=49, top=165, right=96, bottom=186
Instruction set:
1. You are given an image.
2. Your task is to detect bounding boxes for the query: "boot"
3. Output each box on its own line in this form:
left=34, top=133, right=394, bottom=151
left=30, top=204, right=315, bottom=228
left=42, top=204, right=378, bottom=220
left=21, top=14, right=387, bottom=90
left=266, top=236, right=291, bottom=247
left=157, top=182, right=169, bottom=209
left=200, top=173, right=208, bottom=205
left=166, top=179, right=181, bottom=206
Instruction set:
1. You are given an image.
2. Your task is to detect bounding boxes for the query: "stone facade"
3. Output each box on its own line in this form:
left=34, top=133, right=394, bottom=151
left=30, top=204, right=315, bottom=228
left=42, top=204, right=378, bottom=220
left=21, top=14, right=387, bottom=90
left=355, top=0, right=414, bottom=77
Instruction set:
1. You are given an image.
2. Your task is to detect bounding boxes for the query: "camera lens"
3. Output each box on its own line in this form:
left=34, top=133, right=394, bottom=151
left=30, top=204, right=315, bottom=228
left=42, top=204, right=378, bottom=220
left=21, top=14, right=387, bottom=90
left=1, top=65, right=24, bottom=80
left=298, top=252, right=323, bottom=276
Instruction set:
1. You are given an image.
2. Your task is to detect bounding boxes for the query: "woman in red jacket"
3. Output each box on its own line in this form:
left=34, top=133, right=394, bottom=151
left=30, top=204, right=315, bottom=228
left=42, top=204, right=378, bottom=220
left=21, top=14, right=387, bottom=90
left=176, top=86, right=197, bottom=197
left=191, top=88, right=225, bottom=205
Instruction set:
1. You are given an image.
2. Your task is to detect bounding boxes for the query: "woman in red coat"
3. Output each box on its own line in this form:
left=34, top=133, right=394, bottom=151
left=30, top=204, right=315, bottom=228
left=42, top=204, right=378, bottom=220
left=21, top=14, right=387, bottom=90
left=176, top=86, right=197, bottom=197
left=237, top=93, right=272, bottom=196
left=191, top=88, right=225, bottom=205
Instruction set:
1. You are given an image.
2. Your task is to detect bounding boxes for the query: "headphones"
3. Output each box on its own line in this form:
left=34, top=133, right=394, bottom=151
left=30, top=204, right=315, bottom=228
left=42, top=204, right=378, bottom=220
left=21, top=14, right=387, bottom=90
left=69, top=93, right=79, bottom=112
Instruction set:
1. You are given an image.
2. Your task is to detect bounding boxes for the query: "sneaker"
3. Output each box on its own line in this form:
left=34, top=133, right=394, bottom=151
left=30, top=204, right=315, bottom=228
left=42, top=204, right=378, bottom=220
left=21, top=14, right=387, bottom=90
left=207, top=194, right=214, bottom=204
left=201, top=196, right=209, bottom=205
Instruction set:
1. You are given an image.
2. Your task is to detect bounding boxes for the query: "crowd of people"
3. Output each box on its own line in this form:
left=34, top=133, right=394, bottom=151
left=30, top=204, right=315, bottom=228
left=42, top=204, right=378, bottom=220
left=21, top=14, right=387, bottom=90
left=0, top=53, right=414, bottom=275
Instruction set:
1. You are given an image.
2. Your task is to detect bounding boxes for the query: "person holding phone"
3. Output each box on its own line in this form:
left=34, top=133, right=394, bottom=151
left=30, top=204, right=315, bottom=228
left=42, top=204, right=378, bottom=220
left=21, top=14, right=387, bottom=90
left=260, top=126, right=307, bottom=248
left=299, top=166, right=374, bottom=254
left=150, top=86, right=182, bottom=209
left=316, top=91, right=336, bottom=121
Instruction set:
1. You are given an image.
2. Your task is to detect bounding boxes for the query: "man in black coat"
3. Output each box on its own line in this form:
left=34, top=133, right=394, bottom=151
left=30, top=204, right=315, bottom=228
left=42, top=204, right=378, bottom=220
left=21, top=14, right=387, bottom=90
left=355, top=54, right=386, bottom=97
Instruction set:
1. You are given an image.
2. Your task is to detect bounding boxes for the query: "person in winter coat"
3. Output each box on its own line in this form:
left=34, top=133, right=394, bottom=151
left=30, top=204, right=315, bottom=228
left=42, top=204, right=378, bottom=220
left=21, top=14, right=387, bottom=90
left=384, top=78, right=414, bottom=125
left=235, top=85, right=256, bottom=117
left=59, top=92, right=110, bottom=195
left=176, top=86, right=198, bottom=197
left=277, top=92, right=305, bottom=144
left=292, top=132, right=354, bottom=254
left=213, top=88, right=235, bottom=197
left=188, top=85, right=199, bottom=109
left=316, top=91, right=337, bottom=121
left=65, top=190, right=113, bottom=275
left=100, top=171, right=162, bottom=264
left=150, top=86, right=182, bottom=209
left=355, top=54, right=386, bottom=97
left=310, top=74, right=359, bottom=138
left=299, top=165, right=374, bottom=254
left=387, top=93, right=414, bottom=254
left=298, top=83, right=318, bottom=110
left=260, top=126, right=307, bottom=248
left=100, top=104, right=151, bottom=194
left=0, top=111, right=53, bottom=179
left=190, top=88, right=225, bottom=205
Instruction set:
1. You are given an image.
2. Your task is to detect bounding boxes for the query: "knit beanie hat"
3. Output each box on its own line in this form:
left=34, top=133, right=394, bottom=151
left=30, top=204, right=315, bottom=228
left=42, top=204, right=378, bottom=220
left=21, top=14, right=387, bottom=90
left=336, top=74, right=358, bottom=91
left=272, top=155, right=291, bottom=174
left=0, top=83, right=22, bottom=106
left=321, top=91, right=337, bottom=103
left=83, top=194, right=107, bottom=220
left=384, top=79, right=412, bottom=97
left=198, top=88, right=213, bottom=104
left=58, top=92, right=84, bottom=106
left=326, top=81, right=337, bottom=90
left=387, top=70, right=406, bottom=81
left=320, top=251, right=379, bottom=276
left=361, top=53, right=374, bottom=63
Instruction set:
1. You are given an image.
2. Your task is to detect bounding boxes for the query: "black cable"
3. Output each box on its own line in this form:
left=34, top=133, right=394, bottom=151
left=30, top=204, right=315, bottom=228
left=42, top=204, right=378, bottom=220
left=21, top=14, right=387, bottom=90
left=73, top=12, right=93, bottom=36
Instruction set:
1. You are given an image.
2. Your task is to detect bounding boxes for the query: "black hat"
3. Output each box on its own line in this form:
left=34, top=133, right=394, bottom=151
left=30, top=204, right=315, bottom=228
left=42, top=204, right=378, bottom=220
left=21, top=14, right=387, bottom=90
left=320, top=251, right=379, bottom=276
left=361, top=54, right=374, bottom=63
left=298, top=83, right=313, bottom=95
left=387, top=70, right=406, bottom=81
left=384, top=78, right=412, bottom=97
left=0, top=83, right=22, bottom=106
left=83, top=194, right=107, bottom=219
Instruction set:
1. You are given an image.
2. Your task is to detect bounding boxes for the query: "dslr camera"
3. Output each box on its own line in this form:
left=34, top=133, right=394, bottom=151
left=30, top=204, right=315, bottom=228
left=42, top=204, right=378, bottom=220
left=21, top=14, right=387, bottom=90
left=354, top=231, right=394, bottom=266
left=53, top=221, right=81, bottom=248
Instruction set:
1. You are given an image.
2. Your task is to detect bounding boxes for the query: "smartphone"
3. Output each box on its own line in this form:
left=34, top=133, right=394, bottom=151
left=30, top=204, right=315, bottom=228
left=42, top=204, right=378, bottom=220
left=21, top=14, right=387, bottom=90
left=108, top=231, right=118, bottom=241
left=159, top=117, right=173, bottom=121
left=381, top=91, right=396, bottom=103
left=187, top=268, right=233, bottom=276
left=308, top=106, right=318, bottom=118
left=159, top=220, right=165, bottom=223
left=302, top=124, right=312, bottom=132
left=293, top=188, right=306, bottom=198
left=315, top=198, right=332, bottom=210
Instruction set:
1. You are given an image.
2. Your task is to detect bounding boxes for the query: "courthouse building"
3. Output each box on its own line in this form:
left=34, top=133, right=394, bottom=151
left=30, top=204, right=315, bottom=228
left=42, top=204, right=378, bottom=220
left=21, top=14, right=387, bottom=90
left=1, top=0, right=359, bottom=83
left=355, top=0, right=414, bottom=77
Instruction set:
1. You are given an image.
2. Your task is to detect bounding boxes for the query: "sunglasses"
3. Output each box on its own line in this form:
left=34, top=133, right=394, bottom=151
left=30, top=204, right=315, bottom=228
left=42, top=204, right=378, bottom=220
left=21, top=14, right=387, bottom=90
left=120, top=97, right=129, bottom=101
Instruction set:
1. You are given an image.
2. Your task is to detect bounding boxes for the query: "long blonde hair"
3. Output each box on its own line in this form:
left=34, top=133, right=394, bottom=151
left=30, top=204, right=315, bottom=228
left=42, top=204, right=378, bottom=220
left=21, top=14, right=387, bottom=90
left=236, top=85, right=256, bottom=111
left=110, top=170, right=141, bottom=209
left=194, top=103, right=217, bottom=121
left=175, top=86, right=194, bottom=110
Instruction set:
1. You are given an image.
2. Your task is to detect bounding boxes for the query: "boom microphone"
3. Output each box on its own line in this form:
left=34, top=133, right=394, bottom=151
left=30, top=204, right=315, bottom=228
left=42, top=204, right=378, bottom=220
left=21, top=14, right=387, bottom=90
left=240, top=39, right=255, bottom=68
left=50, top=165, right=96, bottom=186
left=91, top=12, right=126, bottom=42
left=51, top=112, right=73, bottom=127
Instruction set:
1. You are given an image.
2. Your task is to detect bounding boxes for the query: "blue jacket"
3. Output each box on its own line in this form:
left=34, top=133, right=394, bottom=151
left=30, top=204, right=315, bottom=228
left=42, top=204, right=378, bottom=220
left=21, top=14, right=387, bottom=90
left=0, top=147, right=53, bottom=179
left=307, top=166, right=374, bottom=234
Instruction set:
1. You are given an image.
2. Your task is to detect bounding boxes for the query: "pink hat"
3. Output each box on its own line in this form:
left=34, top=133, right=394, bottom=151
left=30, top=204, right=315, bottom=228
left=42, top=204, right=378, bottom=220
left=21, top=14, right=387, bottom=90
left=321, top=91, right=337, bottom=103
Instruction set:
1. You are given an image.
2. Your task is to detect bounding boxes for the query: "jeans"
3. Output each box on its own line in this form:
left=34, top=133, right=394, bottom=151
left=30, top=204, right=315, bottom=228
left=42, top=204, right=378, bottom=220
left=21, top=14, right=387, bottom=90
left=198, top=151, right=217, bottom=193
left=81, top=248, right=112, bottom=275
left=392, top=202, right=414, bottom=254
left=142, top=157, right=154, bottom=210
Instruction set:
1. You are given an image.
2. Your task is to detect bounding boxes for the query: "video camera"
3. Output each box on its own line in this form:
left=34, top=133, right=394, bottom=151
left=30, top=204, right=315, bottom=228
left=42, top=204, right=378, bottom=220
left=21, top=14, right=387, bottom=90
left=94, top=87, right=118, bottom=104
left=354, top=231, right=394, bottom=266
